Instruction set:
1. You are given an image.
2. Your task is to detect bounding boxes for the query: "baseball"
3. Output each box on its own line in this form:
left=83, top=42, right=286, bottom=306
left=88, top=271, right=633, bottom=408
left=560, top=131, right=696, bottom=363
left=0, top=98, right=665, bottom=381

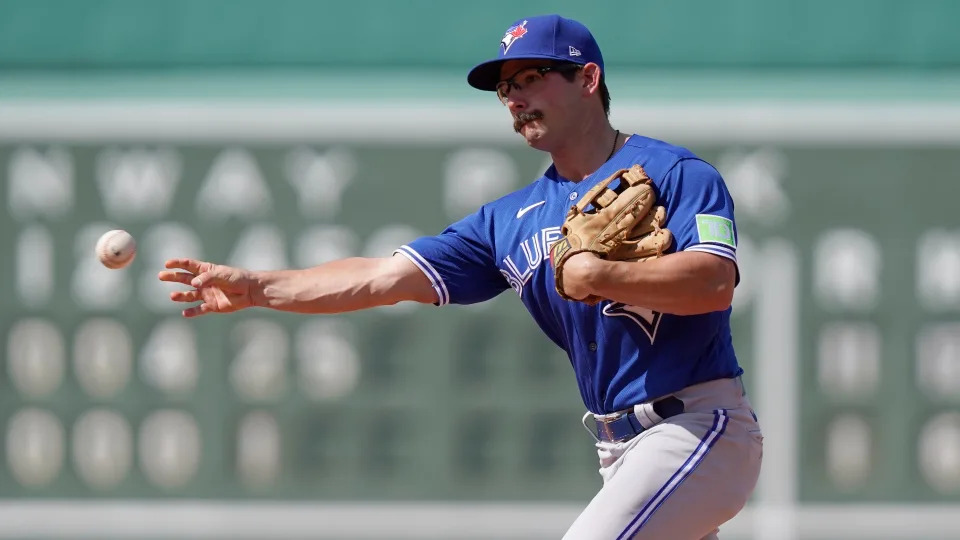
left=95, top=230, right=137, bottom=269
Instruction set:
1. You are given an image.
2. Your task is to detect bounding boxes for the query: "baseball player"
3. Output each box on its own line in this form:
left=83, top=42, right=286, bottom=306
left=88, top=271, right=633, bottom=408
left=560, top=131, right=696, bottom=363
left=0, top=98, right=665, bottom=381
left=159, top=14, right=762, bottom=539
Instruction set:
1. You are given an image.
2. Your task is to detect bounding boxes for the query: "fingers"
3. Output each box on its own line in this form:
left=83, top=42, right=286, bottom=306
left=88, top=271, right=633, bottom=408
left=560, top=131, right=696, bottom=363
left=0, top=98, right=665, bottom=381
left=158, top=269, right=223, bottom=288
left=157, top=270, right=196, bottom=285
left=160, top=259, right=212, bottom=318
left=170, top=290, right=201, bottom=303
left=181, top=303, right=214, bottom=318
left=189, top=268, right=241, bottom=289
left=191, top=271, right=213, bottom=288
left=164, top=281, right=206, bottom=316
left=160, top=258, right=206, bottom=285
left=164, top=258, right=205, bottom=272
left=160, top=259, right=233, bottom=318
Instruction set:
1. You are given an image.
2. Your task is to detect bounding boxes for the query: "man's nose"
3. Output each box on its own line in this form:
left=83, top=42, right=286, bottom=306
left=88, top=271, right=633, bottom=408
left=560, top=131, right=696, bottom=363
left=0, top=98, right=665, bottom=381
left=507, top=95, right=527, bottom=113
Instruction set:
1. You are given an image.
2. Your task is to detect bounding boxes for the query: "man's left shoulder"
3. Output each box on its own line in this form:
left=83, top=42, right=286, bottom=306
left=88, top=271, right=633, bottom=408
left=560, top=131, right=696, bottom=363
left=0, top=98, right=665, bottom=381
left=624, top=134, right=702, bottom=160
left=621, top=134, right=717, bottom=180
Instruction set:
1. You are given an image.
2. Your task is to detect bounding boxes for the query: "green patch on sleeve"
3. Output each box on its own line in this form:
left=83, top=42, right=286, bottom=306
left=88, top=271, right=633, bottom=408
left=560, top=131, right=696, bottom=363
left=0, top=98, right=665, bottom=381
left=695, top=215, right=736, bottom=247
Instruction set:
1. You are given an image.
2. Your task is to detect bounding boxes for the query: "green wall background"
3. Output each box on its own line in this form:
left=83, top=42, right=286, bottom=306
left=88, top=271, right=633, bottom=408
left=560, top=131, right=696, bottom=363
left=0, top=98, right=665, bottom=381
left=2, top=0, right=959, bottom=69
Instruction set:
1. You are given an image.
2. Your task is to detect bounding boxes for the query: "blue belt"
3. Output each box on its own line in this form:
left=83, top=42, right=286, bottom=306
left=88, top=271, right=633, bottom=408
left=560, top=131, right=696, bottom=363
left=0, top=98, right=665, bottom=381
left=593, top=396, right=685, bottom=442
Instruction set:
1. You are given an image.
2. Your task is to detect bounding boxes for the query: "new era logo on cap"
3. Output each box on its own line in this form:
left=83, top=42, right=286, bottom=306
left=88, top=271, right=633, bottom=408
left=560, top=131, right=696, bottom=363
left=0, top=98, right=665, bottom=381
left=569, top=46, right=581, bottom=57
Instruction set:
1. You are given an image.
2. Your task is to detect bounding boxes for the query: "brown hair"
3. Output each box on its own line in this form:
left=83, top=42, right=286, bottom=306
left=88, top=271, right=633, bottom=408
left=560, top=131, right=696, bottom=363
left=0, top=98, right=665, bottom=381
left=556, top=63, right=611, bottom=117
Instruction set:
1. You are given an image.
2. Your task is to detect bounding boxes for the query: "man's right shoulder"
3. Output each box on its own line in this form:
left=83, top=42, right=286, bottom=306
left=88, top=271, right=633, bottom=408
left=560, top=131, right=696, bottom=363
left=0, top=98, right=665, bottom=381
left=478, top=177, right=547, bottom=214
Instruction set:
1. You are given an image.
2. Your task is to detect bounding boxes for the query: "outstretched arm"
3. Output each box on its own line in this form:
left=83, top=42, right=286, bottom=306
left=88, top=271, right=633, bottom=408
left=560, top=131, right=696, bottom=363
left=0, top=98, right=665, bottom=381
left=559, top=251, right=736, bottom=316
left=158, top=255, right=438, bottom=318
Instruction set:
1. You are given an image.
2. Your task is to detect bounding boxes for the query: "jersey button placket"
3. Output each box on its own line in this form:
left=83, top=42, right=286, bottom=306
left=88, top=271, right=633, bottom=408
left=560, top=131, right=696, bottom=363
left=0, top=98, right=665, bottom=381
left=588, top=342, right=598, bottom=352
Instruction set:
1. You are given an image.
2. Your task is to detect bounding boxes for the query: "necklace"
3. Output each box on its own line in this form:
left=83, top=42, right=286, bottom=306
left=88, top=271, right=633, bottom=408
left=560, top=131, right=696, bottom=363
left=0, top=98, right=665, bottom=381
left=606, top=129, right=620, bottom=161
left=559, top=129, right=621, bottom=186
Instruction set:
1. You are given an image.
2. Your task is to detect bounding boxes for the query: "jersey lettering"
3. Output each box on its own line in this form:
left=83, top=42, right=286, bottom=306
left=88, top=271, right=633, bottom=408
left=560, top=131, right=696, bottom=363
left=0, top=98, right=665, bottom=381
left=500, top=226, right=562, bottom=296
left=519, top=235, right=543, bottom=267
left=502, top=254, right=532, bottom=295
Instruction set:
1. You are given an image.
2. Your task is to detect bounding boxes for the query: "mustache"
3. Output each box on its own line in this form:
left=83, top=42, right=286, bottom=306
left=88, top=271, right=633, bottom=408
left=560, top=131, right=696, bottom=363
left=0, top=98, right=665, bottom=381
left=513, top=111, right=544, bottom=133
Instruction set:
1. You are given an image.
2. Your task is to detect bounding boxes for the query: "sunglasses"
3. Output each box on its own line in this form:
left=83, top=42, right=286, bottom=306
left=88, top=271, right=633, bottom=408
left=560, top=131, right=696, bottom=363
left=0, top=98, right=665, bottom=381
left=495, top=64, right=583, bottom=104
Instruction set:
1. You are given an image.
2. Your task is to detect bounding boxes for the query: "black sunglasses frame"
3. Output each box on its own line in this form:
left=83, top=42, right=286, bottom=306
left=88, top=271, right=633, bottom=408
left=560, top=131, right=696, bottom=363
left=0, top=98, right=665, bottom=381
left=495, top=64, right=583, bottom=103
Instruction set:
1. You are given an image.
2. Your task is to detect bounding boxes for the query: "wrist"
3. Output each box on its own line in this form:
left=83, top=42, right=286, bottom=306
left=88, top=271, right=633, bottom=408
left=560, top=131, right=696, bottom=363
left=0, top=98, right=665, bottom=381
left=248, top=270, right=269, bottom=308
left=582, top=256, right=609, bottom=293
left=562, top=252, right=603, bottom=299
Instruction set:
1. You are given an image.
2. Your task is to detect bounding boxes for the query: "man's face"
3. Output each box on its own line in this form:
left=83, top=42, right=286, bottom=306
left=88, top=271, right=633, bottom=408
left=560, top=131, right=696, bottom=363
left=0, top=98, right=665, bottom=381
left=497, top=60, right=582, bottom=147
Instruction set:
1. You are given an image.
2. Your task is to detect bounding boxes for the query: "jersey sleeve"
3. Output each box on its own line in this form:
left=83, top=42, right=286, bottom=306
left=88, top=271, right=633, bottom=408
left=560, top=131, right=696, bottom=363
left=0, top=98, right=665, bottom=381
left=394, top=205, right=508, bottom=306
left=659, top=158, right=739, bottom=264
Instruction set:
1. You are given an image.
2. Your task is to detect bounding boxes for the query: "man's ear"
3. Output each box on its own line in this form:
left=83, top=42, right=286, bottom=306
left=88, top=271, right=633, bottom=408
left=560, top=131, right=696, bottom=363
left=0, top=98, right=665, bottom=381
left=581, top=63, right=602, bottom=95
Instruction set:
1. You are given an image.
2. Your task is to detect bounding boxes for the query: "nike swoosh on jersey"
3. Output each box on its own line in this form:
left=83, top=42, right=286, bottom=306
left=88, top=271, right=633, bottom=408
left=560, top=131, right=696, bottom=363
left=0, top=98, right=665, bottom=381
left=516, top=200, right=547, bottom=218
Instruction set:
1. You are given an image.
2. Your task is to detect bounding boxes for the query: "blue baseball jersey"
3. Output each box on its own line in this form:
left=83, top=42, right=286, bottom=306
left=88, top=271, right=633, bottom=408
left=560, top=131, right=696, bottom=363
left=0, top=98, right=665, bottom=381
left=396, top=134, right=743, bottom=414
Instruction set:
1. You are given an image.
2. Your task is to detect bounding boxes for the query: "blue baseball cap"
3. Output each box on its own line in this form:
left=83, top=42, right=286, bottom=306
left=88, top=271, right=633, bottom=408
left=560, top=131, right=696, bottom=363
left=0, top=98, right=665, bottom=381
left=467, top=14, right=604, bottom=91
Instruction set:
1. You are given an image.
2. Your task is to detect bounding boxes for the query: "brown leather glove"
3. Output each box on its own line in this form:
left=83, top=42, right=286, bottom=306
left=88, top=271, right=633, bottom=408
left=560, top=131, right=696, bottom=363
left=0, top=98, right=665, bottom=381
left=549, top=164, right=673, bottom=304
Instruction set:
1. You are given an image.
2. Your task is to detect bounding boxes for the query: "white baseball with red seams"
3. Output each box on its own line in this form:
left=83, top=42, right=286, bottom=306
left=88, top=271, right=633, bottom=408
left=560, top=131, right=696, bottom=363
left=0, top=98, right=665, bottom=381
left=95, top=229, right=137, bottom=269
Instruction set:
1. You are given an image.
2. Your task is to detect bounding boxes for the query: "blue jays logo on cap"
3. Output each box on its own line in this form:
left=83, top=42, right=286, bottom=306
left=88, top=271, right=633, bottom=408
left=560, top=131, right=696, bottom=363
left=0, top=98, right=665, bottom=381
left=467, top=14, right=605, bottom=92
left=500, top=20, right=529, bottom=54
